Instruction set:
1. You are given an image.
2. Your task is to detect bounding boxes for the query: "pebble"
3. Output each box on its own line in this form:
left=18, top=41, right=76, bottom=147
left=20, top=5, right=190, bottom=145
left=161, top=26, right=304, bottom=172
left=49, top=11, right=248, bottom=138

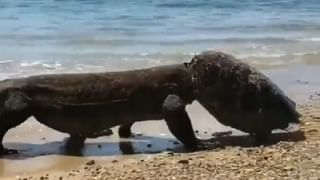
left=177, top=159, right=189, bottom=165
left=163, top=151, right=174, bottom=156
left=86, top=160, right=95, bottom=166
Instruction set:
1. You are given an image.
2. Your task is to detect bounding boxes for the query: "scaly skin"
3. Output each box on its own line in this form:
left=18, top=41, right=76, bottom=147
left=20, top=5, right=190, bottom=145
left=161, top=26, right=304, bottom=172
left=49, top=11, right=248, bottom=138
left=0, top=64, right=198, bottom=154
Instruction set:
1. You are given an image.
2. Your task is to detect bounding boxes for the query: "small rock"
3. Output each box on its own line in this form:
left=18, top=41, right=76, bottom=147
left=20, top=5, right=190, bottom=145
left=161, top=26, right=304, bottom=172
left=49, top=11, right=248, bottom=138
left=173, top=141, right=180, bottom=145
left=147, top=144, right=152, bottom=148
left=284, top=165, right=295, bottom=171
left=86, top=160, right=95, bottom=166
left=112, top=160, right=118, bottom=163
left=97, top=144, right=102, bottom=148
left=306, top=129, right=318, bottom=133
left=167, top=152, right=174, bottom=156
left=177, top=159, right=189, bottom=165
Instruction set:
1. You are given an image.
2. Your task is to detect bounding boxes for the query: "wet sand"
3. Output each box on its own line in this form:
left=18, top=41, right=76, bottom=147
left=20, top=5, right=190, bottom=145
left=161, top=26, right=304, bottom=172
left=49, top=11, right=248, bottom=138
left=1, top=65, right=320, bottom=179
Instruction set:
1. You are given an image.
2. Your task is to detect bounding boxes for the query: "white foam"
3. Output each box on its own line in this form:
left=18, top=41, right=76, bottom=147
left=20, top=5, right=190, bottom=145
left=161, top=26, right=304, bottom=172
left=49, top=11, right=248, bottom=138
left=297, top=37, right=320, bottom=42
left=139, top=52, right=149, bottom=56
left=0, top=59, right=13, bottom=64
left=20, top=61, right=42, bottom=67
left=238, top=52, right=286, bottom=59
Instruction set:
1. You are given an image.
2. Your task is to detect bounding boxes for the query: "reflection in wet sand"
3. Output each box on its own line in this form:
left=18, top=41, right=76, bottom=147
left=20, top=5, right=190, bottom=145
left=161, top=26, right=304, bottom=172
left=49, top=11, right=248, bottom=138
left=0, top=128, right=305, bottom=178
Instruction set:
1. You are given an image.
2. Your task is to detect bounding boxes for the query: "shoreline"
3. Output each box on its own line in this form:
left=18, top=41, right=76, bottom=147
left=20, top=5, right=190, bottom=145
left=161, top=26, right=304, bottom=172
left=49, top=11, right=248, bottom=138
left=1, top=64, right=320, bottom=179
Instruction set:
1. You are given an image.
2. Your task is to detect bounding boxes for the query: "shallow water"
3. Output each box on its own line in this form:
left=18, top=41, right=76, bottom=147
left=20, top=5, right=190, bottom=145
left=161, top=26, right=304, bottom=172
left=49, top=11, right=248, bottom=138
left=0, top=0, right=320, bottom=79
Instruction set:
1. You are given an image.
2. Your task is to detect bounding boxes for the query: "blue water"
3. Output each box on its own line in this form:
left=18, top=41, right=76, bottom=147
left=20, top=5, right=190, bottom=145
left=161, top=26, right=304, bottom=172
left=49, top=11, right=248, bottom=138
left=0, top=0, right=320, bottom=77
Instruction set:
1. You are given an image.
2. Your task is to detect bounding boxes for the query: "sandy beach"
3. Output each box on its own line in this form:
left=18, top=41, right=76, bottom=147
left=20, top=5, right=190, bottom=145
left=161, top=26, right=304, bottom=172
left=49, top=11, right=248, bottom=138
left=0, top=65, right=318, bottom=180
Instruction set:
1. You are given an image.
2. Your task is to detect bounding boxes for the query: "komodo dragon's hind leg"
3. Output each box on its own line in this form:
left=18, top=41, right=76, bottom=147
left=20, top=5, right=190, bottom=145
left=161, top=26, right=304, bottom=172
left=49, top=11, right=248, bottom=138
left=64, top=129, right=113, bottom=155
left=0, top=90, right=32, bottom=155
left=118, top=122, right=134, bottom=138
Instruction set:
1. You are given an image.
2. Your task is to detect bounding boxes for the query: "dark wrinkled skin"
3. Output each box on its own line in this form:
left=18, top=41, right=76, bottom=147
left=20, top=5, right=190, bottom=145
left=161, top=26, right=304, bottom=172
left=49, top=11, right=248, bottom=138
left=189, top=51, right=301, bottom=143
left=0, top=51, right=300, bottom=155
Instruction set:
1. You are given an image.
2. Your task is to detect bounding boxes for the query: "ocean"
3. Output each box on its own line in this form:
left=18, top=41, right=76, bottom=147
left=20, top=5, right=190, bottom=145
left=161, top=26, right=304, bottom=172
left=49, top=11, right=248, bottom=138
left=0, top=0, right=320, bottom=78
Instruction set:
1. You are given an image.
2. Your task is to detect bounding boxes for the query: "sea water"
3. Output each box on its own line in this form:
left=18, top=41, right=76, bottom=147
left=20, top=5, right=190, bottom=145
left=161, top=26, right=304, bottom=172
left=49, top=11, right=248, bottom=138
left=0, top=0, right=320, bottom=78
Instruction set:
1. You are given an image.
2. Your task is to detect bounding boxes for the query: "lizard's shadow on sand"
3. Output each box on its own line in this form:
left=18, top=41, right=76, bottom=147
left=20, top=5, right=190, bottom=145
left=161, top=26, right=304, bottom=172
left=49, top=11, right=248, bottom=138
left=2, top=130, right=305, bottom=160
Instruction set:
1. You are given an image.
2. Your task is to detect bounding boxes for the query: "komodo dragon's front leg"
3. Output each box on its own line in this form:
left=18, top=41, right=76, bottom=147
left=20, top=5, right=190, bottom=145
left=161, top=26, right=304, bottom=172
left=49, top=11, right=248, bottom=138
left=162, top=94, right=199, bottom=150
